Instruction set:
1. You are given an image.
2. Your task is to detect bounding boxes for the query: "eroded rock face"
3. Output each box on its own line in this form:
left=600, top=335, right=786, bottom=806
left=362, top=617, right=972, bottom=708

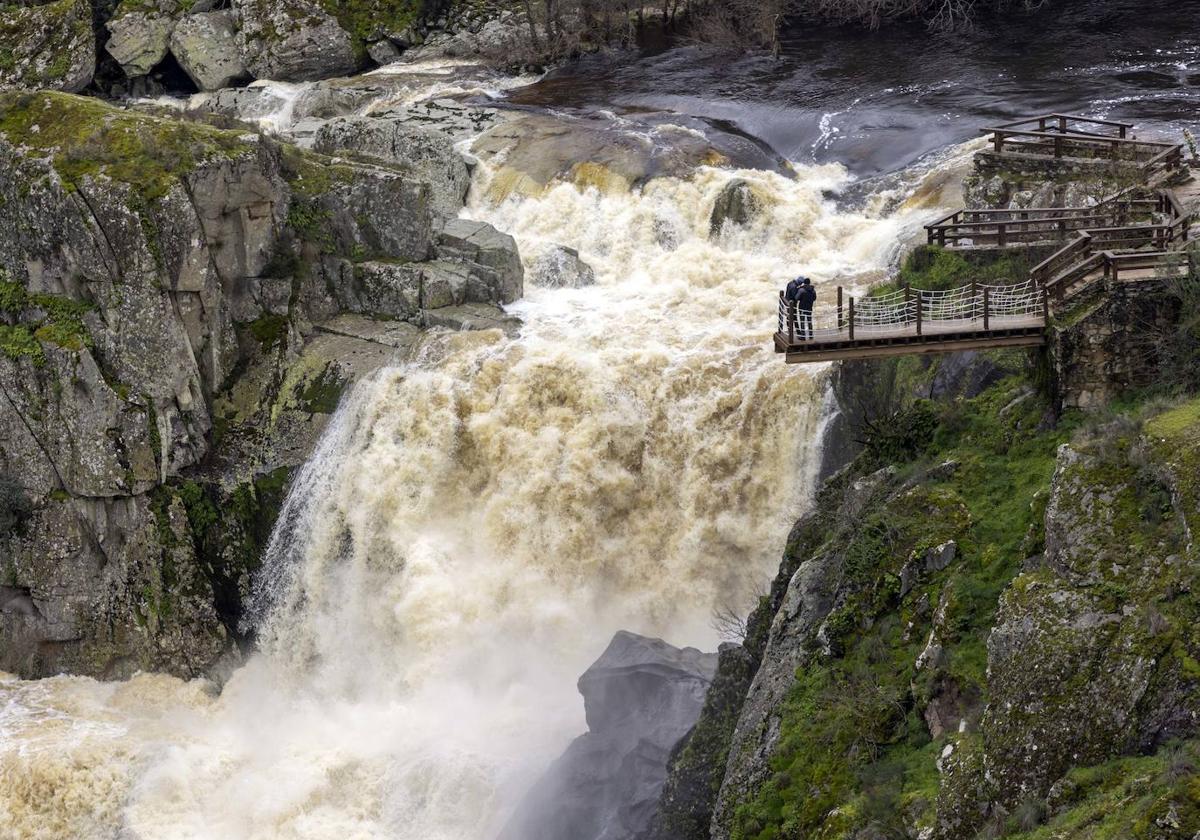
left=0, top=0, right=95, bottom=92
left=436, top=218, right=525, bottom=304
left=232, top=0, right=357, bottom=82
left=499, top=631, right=718, bottom=840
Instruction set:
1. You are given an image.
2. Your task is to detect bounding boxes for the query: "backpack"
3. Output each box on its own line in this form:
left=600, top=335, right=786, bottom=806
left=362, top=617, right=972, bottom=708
left=798, top=284, right=817, bottom=308
left=785, top=277, right=805, bottom=301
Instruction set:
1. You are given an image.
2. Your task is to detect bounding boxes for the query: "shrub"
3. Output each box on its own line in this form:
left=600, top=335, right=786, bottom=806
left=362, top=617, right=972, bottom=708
left=0, top=473, right=32, bottom=539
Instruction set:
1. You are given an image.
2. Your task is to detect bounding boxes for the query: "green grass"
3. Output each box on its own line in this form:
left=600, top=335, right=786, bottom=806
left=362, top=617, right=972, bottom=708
left=730, top=373, right=1074, bottom=840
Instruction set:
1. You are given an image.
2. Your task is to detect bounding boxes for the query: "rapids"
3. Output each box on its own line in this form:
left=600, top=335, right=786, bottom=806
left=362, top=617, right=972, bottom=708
left=4, top=3, right=1200, bottom=837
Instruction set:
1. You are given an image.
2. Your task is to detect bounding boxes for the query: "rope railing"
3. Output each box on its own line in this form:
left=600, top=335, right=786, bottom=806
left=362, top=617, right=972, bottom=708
left=776, top=280, right=1047, bottom=345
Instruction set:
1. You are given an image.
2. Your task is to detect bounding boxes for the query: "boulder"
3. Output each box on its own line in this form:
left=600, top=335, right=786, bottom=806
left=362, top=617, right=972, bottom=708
left=367, top=38, right=402, bottom=66
left=170, top=11, right=248, bottom=91
left=231, top=0, right=357, bottom=82
left=499, top=631, right=719, bottom=840
left=313, top=115, right=471, bottom=217
left=530, top=245, right=596, bottom=289
left=105, top=11, right=174, bottom=77
left=436, top=218, right=524, bottom=304
left=348, top=260, right=422, bottom=321
left=0, top=0, right=95, bottom=92
left=709, top=179, right=761, bottom=236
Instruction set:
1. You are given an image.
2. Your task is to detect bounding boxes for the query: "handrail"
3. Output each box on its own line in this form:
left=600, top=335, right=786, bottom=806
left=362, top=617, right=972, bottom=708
left=776, top=280, right=1046, bottom=345
left=979, top=127, right=1176, bottom=149
left=993, top=113, right=1135, bottom=132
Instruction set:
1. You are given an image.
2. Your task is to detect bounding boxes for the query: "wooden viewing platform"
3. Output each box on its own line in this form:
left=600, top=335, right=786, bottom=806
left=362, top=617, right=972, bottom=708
left=774, top=113, right=1196, bottom=365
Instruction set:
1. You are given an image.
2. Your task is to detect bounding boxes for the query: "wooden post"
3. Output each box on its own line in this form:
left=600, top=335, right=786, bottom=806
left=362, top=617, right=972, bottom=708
left=1058, top=115, right=1067, bottom=133
left=994, top=131, right=1004, bottom=155
left=1038, top=117, right=1047, bottom=131
left=787, top=299, right=796, bottom=344
left=837, top=286, right=844, bottom=330
left=1042, top=285, right=1050, bottom=324
left=998, top=222, right=1007, bottom=248
left=915, top=290, right=922, bottom=336
left=1054, top=135, right=1063, bottom=158
left=972, top=280, right=978, bottom=321
left=983, top=288, right=990, bottom=331
left=848, top=297, right=855, bottom=341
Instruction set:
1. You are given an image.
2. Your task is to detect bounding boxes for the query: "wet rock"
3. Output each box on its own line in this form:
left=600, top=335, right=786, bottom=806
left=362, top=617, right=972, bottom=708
left=530, top=245, right=596, bottom=289
left=709, top=179, right=761, bottom=236
left=170, top=11, right=247, bottom=91
left=346, top=260, right=422, bottom=321
left=499, top=631, right=718, bottom=840
left=0, top=0, right=95, bottom=92
left=314, top=115, right=471, bottom=217
left=436, top=219, right=525, bottom=304
left=927, top=351, right=1008, bottom=400
left=106, top=12, right=175, bottom=77
left=231, top=0, right=357, bottom=82
left=422, top=302, right=521, bottom=335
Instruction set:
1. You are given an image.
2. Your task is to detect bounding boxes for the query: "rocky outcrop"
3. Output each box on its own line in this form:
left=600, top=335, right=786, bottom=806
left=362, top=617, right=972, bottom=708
left=106, top=11, right=175, bottom=77
left=0, top=91, right=522, bottom=680
left=1050, top=275, right=1187, bottom=410
left=499, top=631, right=718, bottom=840
left=0, top=0, right=95, bottom=92
left=231, top=0, right=357, bottom=83
left=709, top=179, right=761, bottom=236
left=313, top=115, right=471, bottom=218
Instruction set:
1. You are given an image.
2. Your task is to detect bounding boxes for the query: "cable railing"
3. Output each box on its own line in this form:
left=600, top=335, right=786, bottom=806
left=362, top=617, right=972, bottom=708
left=776, top=281, right=1047, bottom=346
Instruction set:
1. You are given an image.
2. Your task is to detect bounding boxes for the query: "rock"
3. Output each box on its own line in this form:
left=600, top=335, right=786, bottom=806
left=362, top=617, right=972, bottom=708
left=231, top=0, right=357, bottom=82
left=927, top=351, right=1009, bottom=400
left=0, top=91, right=523, bottom=679
left=106, top=11, right=174, bottom=77
left=530, top=245, right=596, bottom=289
left=313, top=115, right=471, bottom=217
left=647, top=643, right=756, bottom=840
left=347, top=260, right=422, bottom=321
left=0, top=0, right=95, bottom=92
left=367, top=38, right=402, bottom=66
left=436, top=219, right=525, bottom=304
left=170, top=11, right=248, bottom=91
left=422, top=302, right=522, bottom=335
left=499, top=631, right=718, bottom=840
left=709, top=179, right=761, bottom=236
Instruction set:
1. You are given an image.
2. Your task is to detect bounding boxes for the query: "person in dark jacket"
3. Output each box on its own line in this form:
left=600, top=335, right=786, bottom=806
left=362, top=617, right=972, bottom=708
left=792, top=277, right=816, bottom=340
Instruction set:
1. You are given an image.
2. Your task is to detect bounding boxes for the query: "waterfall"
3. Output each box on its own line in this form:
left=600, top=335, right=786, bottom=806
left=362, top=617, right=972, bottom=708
left=0, top=118, right=951, bottom=840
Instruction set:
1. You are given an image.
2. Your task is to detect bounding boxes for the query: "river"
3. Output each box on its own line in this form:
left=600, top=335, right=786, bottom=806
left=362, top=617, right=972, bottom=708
left=2, top=2, right=1199, bottom=838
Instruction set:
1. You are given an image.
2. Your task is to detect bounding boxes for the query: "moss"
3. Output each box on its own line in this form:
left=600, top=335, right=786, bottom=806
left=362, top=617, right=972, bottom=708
left=294, top=363, right=346, bottom=414
left=730, top=374, right=1074, bottom=840
left=248, top=314, right=289, bottom=350
left=316, top=0, right=421, bottom=58
left=1002, top=740, right=1200, bottom=840
left=0, top=91, right=255, bottom=201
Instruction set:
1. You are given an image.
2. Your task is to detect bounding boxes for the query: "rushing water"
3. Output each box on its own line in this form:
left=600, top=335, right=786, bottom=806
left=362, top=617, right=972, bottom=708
left=3, top=3, right=1200, bottom=838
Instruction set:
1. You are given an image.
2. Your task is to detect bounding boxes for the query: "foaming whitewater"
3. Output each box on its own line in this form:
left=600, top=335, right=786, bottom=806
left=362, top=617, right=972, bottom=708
left=0, top=123, right=953, bottom=840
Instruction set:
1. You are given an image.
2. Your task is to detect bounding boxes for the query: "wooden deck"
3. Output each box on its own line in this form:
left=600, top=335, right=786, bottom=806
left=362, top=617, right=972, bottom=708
left=775, top=317, right=1046, bottom=363
left=772, top=113, right=1196, bottom=366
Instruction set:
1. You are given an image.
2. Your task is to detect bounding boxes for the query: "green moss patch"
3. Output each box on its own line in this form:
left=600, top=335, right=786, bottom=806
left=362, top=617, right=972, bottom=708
left=0, top=274, right=94, bottom=361
left=0, top=91, right=255, bottom=200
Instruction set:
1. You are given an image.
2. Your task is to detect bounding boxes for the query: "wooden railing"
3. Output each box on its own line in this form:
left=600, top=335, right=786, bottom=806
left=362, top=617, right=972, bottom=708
left=776, top=281, right=1047, bottom=345
left=1031, top=187, right=1193, bottom=300
left=980, top=113, right=1184, bottom=171
left=925, top=189, right=1165, bottom=248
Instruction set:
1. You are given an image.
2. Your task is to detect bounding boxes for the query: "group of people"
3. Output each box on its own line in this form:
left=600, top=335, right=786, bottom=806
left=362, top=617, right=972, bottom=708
left=784, top=275, right=817, bottom=340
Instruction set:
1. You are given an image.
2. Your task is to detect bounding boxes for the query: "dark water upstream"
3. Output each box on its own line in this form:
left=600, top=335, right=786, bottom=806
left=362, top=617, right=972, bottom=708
left=506, top=0, right=1200, bottom=177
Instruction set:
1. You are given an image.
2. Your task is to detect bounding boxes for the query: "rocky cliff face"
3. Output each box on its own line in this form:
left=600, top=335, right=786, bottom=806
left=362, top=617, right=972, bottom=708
left=500, top=631, right=719, bottom=840
left=649, top=349, right=1200, bottom=840
left=0, top=91, right=522, bottom=679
